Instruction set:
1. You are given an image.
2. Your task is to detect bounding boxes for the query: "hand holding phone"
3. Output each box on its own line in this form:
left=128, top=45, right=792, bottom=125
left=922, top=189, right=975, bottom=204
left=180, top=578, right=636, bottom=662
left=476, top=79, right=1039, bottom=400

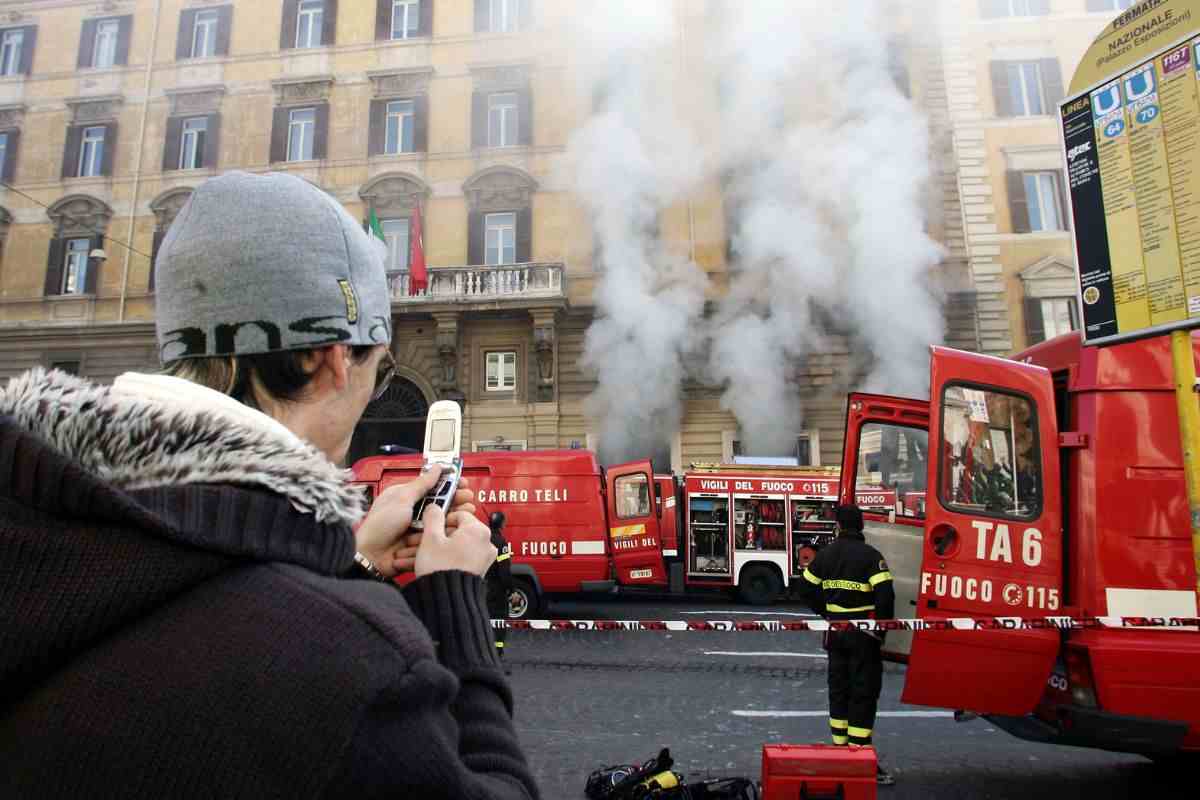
left=410, top=400, right=463, bottom=531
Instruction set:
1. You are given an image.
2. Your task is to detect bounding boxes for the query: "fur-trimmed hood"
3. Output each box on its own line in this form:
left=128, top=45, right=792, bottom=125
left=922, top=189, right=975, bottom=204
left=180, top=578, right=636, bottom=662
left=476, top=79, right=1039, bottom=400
left=0, top=368, right=366, bottom=527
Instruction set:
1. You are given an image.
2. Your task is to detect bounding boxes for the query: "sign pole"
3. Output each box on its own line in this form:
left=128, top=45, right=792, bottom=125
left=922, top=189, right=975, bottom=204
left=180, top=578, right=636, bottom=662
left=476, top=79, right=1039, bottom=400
left=1170, top=330, right=1200, bottom=600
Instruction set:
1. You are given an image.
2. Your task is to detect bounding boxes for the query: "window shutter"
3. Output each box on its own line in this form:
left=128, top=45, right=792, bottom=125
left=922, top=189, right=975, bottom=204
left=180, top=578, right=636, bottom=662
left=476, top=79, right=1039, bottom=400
left=322, top=0, right=338, bottom=46
left=1024, top=297, right=1045, bottom=345
left=1007, top=170, right=1031, bottom=234
left=162, top=116, right=183, bottom=171
left=471, top=90, right=487, bottom=148
left=468, top=210, right=484, bottom=266
left=18, top=25, right=36, bottom=74
left=376, top=0, right=392, bottom=40
left=313, top=102, right=329, bottom=160
left=216, top=6, right=233, bottom=56
left=177, top=9, right=197, bottom=59
left=101, top=123, right=118, bottom=176
left=519, top=0, right=532, bottom=30
left=1040, top=58, right=1064, bottom=109
left=368, top=99, right=385, bottom=156
left=150, top=229, right=164, bottom=291
left=85, top=235, right=104, bottom=294
left=270, top=106, right=289, bottom=162
left=418, top=0, right=433, bottom=36
left=115, top=16, right=132, bottom=66
left=2, top=128, right=19, bottom=183
left=61, top=125, right=83, bottom=178
left=44, top=238, right=65, bottom=296
left=413, top=94, right=429, bottom=152
left=1054, top=171, right=1069, bottom=231
left=518, top=87, right=532, bottom=145
left=77, top=19, right=98, bottom=68
left=474, top=0, right=488, bottom=32
left=516, top=206, right=532, bottom=263
left=990, top=60, right=1013, bottom=117
left=205, top=112, right=221, bottom=168
left=280, top=0, right=299, bottom=50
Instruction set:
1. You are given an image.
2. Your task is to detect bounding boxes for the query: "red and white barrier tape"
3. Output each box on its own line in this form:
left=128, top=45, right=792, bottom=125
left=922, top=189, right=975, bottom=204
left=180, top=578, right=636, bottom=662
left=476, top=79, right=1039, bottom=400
left=491, top=616, right=1200, bottom=632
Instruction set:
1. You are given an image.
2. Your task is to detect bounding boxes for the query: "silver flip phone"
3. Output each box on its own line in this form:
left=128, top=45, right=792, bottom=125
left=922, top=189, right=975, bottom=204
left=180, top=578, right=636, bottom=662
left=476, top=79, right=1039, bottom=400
left=410, top=400, right=463, bottom=531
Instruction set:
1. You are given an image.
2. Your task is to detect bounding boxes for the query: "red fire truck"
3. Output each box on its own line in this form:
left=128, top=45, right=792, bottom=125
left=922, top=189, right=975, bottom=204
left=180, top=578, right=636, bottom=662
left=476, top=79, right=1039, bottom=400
left=351, top=454, right=888, bottom=617
left=838, top=335, right=1200, bottom=759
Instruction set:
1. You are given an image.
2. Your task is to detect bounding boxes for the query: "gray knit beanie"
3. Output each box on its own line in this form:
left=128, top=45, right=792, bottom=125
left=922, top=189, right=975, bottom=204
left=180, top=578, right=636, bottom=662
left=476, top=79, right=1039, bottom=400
left=154, top=171, right=392, bottom=363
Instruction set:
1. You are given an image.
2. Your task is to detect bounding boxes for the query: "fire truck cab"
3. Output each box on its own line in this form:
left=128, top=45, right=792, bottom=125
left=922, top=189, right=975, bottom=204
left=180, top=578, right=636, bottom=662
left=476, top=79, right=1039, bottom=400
left=838, top=334, right=1200, bottom=758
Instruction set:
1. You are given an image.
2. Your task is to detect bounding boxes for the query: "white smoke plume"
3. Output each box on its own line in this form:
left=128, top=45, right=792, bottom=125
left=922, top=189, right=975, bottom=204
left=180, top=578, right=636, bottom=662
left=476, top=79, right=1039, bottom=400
left=710, top=0, right=945, bottom=454
left=566, top=3, right=710, bottom=466
left=568, top=0, right=944, bottom=461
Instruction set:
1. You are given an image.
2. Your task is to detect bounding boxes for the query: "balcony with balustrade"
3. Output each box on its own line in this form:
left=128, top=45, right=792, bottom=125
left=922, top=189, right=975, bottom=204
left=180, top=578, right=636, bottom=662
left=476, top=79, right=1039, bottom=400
left=387, top=262, right=568, bottom=313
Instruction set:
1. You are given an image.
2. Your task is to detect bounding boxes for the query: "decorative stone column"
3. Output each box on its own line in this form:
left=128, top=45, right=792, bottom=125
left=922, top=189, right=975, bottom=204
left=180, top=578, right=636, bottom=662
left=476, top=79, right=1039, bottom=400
left=530, top=309, right=558, bottom=403
left=432, top=312, right=464, bottom=406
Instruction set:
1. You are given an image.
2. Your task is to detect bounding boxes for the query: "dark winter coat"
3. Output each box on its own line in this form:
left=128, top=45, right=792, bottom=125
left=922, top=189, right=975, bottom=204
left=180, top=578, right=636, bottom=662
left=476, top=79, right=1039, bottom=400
left=0, top=369, right=539, bottom=800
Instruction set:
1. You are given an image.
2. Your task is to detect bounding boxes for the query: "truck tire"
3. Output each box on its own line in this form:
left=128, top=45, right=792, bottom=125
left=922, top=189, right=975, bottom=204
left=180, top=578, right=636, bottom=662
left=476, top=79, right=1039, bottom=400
left=738, top=565, right=782, bottom=606
left=508, top=577, right=542, bottom=620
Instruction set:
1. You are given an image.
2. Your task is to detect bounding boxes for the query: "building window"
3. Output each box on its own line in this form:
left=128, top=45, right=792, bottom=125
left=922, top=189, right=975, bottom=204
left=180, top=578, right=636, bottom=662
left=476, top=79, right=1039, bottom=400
left=1023, top=171, right=1064, bottom=231
left=78, top=126, right=106, bottom=177
left=179, top=117, right=208, bottom=170
left=93, top=19, right=119, bottom=68
left=0, top=28, right=23, bottom=76
left=192, top=9, right=218, bottom=58
left=486, top=351, right=517, bottom=391
left=490, top=0, right=520, bottom=32
left=385, top=100, right=415, bottom=154
left=50, top=360, right=81, bottom=375
left=296, top=0, right=324, bottom=49
left=980, top=0, right=1049, bottom=16
left=62, top=237, right=91, bottom=294
left=392, top=0, right=419, bottom=39
left=487, top=92, right=518, bottom=148
left=0, top=132, right=8, bottom=180
left=1040, top=297, right=1077, bottom=340
left=729, top=431, right=820, bottom=466
left=485, top=212, right=516, bottom=265
left=287, top=108, right=315, bottom=161
left=382, top=218, right=410, bottom=271
left=1006, top=61, right=1046, bottom=116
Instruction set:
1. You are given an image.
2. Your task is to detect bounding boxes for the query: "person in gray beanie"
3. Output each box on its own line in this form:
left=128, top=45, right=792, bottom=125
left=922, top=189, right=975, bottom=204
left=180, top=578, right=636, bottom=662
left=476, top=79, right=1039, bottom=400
left=0, top=172, right=539, bottom=799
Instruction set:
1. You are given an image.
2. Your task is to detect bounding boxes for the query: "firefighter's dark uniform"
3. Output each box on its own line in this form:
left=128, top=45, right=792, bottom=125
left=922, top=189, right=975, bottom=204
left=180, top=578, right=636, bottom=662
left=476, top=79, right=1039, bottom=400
left=485, top=512, right=514, bottom=660
left=798, top=526, right=894, bottom=748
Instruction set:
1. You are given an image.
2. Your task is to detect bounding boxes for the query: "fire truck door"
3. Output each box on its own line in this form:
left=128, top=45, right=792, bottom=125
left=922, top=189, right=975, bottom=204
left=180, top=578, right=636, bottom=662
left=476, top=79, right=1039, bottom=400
left=605, top=460, right=668, bottom=586
left=839, top=392, right=930, bottom=661
left=902, top=347, right=1063, bottom=716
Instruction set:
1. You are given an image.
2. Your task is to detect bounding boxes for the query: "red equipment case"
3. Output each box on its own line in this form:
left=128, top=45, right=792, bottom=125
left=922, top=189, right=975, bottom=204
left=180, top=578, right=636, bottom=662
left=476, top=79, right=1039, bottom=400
left=761, top=744, right=876, bottom=800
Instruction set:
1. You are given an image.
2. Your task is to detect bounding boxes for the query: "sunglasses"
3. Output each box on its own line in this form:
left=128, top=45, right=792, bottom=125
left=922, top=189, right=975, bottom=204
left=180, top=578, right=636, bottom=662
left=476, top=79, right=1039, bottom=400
left=373, top=348, right=397, bottom=402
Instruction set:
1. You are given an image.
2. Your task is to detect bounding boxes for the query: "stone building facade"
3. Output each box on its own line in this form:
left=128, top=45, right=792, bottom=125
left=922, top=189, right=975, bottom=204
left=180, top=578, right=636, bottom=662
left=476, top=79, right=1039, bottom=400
left=0, top=0, right=1126, bottom=469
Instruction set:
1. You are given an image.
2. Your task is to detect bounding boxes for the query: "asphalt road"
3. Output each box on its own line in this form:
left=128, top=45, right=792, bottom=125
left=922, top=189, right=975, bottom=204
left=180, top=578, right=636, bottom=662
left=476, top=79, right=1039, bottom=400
left=502, top=592, right=1190, bottom=799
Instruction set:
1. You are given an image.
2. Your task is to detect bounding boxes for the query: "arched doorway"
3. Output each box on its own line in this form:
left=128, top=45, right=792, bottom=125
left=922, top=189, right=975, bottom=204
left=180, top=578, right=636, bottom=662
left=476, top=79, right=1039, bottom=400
left=347, top=377, right=430, bottom=465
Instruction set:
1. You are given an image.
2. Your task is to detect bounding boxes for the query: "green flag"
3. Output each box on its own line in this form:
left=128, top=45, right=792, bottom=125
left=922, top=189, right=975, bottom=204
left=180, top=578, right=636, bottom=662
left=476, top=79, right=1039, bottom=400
left=368, top=208, right=386, bottom=242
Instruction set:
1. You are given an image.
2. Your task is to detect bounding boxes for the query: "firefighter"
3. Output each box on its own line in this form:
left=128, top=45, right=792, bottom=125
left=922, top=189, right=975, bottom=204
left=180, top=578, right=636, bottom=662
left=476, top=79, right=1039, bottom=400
left=485, top=511, right=514, bottom=674
left=798, top=504, right=896, bottom=787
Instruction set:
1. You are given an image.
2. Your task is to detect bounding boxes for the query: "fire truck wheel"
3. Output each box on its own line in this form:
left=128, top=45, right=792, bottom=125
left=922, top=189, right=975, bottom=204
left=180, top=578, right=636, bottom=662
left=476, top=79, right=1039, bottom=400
left=508, top=578, right=541, bottom=620
left=738, top=565, right=782, bottom=607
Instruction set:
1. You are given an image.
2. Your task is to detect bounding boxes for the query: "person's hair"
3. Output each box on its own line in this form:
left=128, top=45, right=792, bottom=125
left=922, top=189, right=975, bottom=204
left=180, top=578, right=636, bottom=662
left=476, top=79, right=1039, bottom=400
left=835, top=504, right=864, bottom=533
left=163, top=346, right=375, bottom=410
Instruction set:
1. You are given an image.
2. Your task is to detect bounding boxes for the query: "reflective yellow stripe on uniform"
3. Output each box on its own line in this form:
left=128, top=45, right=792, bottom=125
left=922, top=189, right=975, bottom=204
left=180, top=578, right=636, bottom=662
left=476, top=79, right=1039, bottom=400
left=832, top=734, right=849, bottom=745
left=868, top=571, right=892, bottom=586
left=830, top=718, right=849, bottom=746
left=821, top=579, right=872, bottom=593
left=802, top=568, right=822, bottom=586
left=829, top=718, right=848, bottom=730
left=847, top=726, right=872, bottom=739
left=495, top=553, right=512, bottom=562
left=826, top=603, right=875, bottom=613
left=495, top=641, right=505, bottom=648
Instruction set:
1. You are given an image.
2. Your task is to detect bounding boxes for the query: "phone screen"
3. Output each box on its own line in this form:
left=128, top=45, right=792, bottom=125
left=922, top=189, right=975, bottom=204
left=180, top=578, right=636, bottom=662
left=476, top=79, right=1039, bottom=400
left=429, top=419, right=456, bottom=453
